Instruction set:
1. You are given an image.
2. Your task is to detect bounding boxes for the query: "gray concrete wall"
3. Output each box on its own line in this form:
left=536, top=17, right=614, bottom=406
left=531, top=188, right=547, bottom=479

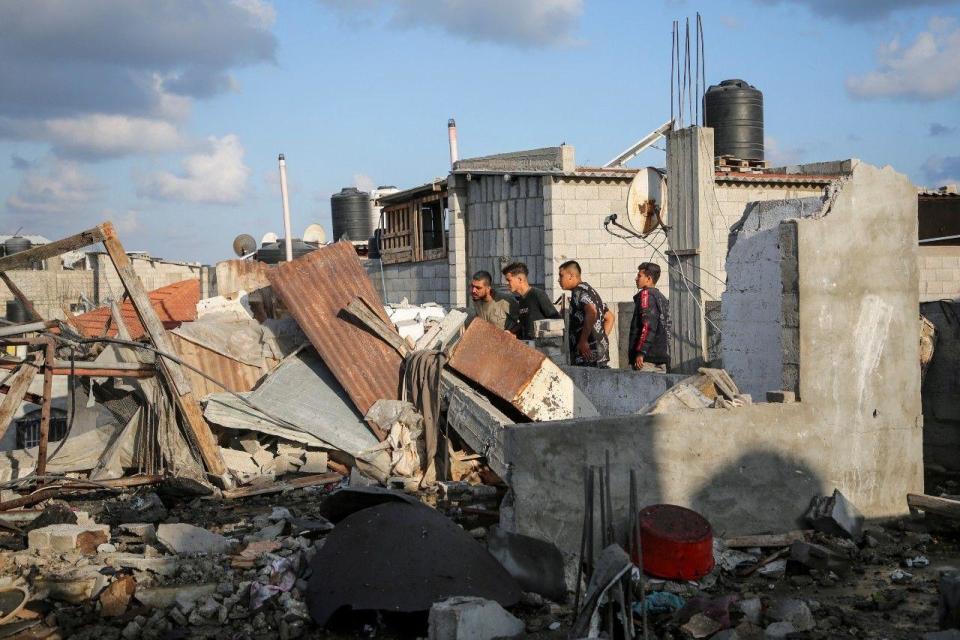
left=721, top=197, right=823, bottom=399
left=465, top=174, right=546, bottom=288
left=562, top=366, right=686, bottom=416
left=363, top=257, right=451, bottom=306
left=502, top=162, right=924, bottom=571
left=918, top=245, right=960, bottom=302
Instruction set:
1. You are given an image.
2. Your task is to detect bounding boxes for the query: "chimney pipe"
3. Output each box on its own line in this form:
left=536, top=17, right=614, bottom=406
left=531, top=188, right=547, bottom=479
left=278, top=153, right=293, bottom=262
left=447, top=118, right=459, bottom=168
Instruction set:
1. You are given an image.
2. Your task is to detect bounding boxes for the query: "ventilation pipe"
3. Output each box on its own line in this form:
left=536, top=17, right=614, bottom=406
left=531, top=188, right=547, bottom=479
left=278, top=153, right=293, bottom=262
left=447, top=118, right=459, bottom=168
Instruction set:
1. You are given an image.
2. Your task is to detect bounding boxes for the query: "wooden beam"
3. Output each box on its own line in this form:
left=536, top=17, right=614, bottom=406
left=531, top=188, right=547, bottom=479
left=222, top=472, right=343, bottom=499
left=0, top=273, right=42, bottom=321
left=908, top=493, right=960, bottom=521
left=0, top=384, right=42, bottom=404
left=0, top=356, right=38, bottom=444
left=0, top=362, right=155, bottom=377
left=0, top=475, right=163, bottom=512
left=36, top=341, right=54, bottom=477
left=342, top=297, right=409, bottom=357
left=0, top=226, right=105, bottom=272
left=98, top=222, right=225, bottom=478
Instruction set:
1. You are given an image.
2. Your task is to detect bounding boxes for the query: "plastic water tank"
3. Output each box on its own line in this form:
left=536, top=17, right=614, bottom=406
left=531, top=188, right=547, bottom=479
left=704, top=79, right=764, bottom=160
left=6, top=300, right=29, bottom=324
left=331, top=187, right=374, bottom=242
left=254, top=239, right=318, bottom=264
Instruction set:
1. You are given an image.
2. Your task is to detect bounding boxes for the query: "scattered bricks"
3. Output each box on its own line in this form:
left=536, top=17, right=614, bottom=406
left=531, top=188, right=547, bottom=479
left=252, top=448, right=275, bottom=469
left=119, top=523, right=157, bottom=544
left=765, top=390, right=796, bottom=403
left=767, top=599, right=815, bottom=632
left=789, top=540, right=851, bottom=576
left=299, top=451, right=328, bottom=474
left=805, top=489, right=865, bottom=542
left=99, top=574, right=137, bottom=618
left=28, top=524, right=111, bottom=555
left=277, top=443, right=306, bottom=464
left=428, top=596, right=524, bottom=640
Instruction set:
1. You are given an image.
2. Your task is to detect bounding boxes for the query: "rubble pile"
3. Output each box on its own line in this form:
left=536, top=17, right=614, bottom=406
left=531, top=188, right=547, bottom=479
left=0, top=226, right=958, bottom=638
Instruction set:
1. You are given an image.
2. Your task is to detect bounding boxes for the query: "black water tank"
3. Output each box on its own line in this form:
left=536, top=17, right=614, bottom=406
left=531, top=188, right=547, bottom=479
left=331, top=187, right=373, bottom=242
left=254, top=239, right=319, bottom=264
left=6, top=300, right=28, bottom=324
left=704, top=79, right=764, bottom=160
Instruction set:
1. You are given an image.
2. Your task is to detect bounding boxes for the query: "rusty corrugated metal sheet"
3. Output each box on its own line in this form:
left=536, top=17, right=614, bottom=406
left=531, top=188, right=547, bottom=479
left=169, top=332, right=271, bottom=397
left=448, top=319, right=545, bottom=406
left=266, top=241, right=402, bottom=415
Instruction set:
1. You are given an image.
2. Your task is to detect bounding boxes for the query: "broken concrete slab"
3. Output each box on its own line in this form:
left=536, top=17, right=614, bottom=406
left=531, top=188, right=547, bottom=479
left=767, top=598, right=814, bottom=632
left=415, top=308, right=467, bottom=352
left=805, top=489, right=865, bottom=541
left=220, top=447, right=260, bottom=479
left=28, top=524, right=111, bottom=555
left=486, top=526, right=566, bottom=602
left=428, top=596, right=524, bottom=640
left=135, top=583, right=217, bottom=610
left=299, top=451, right=328, bottom=474
left=118, top=523, right=157, bottom=543
left=156, top=523, right=232, bottom=555
left=447, top=319, right=598, bottom=421
left=442, top=373, right=513, bottom=480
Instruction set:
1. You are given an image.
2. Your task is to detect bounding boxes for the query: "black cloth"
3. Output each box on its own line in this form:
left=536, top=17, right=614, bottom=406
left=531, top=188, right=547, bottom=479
left=628, top=286, right=671, bottom=366
left=568, top=282, right=609, bottom=367
left=517, top=287, right=560, bottom=340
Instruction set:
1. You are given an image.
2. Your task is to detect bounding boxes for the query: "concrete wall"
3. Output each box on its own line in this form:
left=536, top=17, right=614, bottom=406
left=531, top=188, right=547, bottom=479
left=920, top=300, right=960, bottom=470
left=1, top=256, right=203, bottom=321
left=562, top=366, right=686, bottom=416
left=543, top=176, right=669, bottom=307
left=363, top=257, right=451, bottom=306
left=465, top=174, right=546, bottom=288
left=721, top=198, right=823, bottom=399
left=918, top=245, right=960, bottom=302
left=502, top=162, right=923, bottom=570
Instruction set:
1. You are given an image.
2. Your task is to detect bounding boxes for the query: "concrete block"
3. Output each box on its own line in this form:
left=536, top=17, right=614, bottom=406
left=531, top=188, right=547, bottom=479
left=444, top=375, right=512, bottom=479
left=532, top=318, right=565, bottom=338
left=805, top=489, right=865, bottom=541
left=157, top=523, right=232, bottom=555
left=765, top=390, right=796, bottom=403
left=29, top=524, right=111, bottom=555
left=119, top=523, right=158, bottom=543
left=299, top=451, right=329, bottom=473
left=428, top=596, right=524, bottom=640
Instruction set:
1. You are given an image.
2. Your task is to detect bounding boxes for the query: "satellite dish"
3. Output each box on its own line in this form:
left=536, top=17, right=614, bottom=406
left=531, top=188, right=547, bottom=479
left=232, top=234, right=257, bottom=257
left=626, top=167, right=668, bottom=235
left=303, top=223, right=327, bottom=244
left=261, top=231, right=278, bottom=246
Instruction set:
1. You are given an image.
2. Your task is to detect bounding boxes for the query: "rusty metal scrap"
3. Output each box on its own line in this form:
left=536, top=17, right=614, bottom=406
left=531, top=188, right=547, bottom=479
left=447, top=319, right=546, bottom=409
left=266, top=241, right=403, bottom=418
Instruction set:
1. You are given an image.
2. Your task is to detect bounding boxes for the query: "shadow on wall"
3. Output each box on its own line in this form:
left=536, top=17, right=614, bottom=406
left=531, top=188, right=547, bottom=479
left=689, top=449, right=825, bottom=537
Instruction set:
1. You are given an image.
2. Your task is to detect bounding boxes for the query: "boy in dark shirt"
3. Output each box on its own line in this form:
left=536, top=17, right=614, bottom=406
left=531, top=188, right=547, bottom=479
left=501, top=262, right=560, bottom=340
left=558, top=260, right=614, bottom=367
left=628, top=262, right=671, bottom=372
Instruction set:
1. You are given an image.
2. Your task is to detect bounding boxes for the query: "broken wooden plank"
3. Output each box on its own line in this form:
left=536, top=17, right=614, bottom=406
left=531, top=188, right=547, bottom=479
left=0, top=272, right=42, bottom=322
left=724, top=530, right=812, bottom=549
left=447, top=319, right=599, bottom=421
left=222, top=472, right=343, bottom=499
left=0, top=362, right=155, bottom=378
left=0, top=384, right=42, bottom=404
left=0, top=226, right=106, bottom=272
left=907, top=493, right=960, bottom=521
left=0, top=356, right=38, bottom=443
left=343, top=298, right=409, bottom=357
left=36, top=341, right=55, bottom=477
left=0, top=321, right=58, bottom=338
left=99, top=222, right=225, bottom=478
left=266, top=241, right=403, bottom=416
left=0, top=475, right=164, bottom=512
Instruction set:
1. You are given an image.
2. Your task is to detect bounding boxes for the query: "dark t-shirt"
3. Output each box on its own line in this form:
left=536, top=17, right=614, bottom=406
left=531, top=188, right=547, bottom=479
left=517, top=287, right=560, bottom=340
left=568, top=282, right=609, bottom=367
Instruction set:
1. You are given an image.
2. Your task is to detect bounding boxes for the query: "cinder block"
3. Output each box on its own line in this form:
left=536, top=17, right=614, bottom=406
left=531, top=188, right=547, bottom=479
left=29, top=524, right=111, bottom=555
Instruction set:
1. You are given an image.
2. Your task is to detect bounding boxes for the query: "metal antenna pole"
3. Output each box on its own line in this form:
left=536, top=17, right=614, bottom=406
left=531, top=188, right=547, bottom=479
left=278, top=154, right=293, bottom=262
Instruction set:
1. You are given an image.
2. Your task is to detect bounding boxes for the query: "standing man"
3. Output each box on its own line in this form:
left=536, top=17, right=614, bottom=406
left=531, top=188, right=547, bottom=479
left=629, top=262, right=671, bottom=372
left=558, top=260, right=614, bottom=367
left=468, top=270, right=518, bottom=332
left=501, top=262, right=560, bottom=340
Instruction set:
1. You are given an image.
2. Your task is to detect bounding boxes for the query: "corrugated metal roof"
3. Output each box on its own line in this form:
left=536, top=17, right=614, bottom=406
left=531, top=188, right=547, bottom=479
left=377, top=179, right=447, bottom=205
left=68, top=279, right=200, bottom=339
left=714, top=172, right=838, bottom=185
left=215, top=259, right=274, bottom=296
left=266, top=241, right=403, bottom=418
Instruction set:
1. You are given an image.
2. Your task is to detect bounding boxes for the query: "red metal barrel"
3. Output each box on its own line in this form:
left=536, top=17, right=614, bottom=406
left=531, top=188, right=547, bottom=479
left=637, top=504, right=714, bottom=580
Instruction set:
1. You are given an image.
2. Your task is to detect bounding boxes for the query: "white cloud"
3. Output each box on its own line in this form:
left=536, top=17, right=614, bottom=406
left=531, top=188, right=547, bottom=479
left=6, top=160, right=103, bottom=216
left=99, top=209, right=141, bottom=234
left=137, top=134, right=251, bottom=205
left=318, top=0, right=584, bottom=48
left=24, top=115, right=187, bottom=159
left=846, top=17, right=960, bottom=100
left=756, top=0, right=958, bottom=22
left=764, top=136, right=808, bottom=167
left=353, top=173, right=376, bottom=193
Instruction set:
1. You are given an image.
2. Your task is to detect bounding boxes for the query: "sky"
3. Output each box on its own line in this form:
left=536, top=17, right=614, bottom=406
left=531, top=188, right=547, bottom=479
left=1, top=0, right=959, bottom=264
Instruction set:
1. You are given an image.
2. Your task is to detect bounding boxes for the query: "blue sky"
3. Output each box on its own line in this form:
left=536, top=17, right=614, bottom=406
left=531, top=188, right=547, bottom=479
left=2, top=0, right=959, bottom=263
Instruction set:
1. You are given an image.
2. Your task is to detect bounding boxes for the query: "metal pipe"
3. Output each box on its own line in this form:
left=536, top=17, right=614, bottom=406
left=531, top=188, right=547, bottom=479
left=447, top=118, right=459, bottom=167
left=919, top=234, right=960, bottom=244
left=278, top=153, right=294, bottom=262
left=36, top=341, right=54, bottom=477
